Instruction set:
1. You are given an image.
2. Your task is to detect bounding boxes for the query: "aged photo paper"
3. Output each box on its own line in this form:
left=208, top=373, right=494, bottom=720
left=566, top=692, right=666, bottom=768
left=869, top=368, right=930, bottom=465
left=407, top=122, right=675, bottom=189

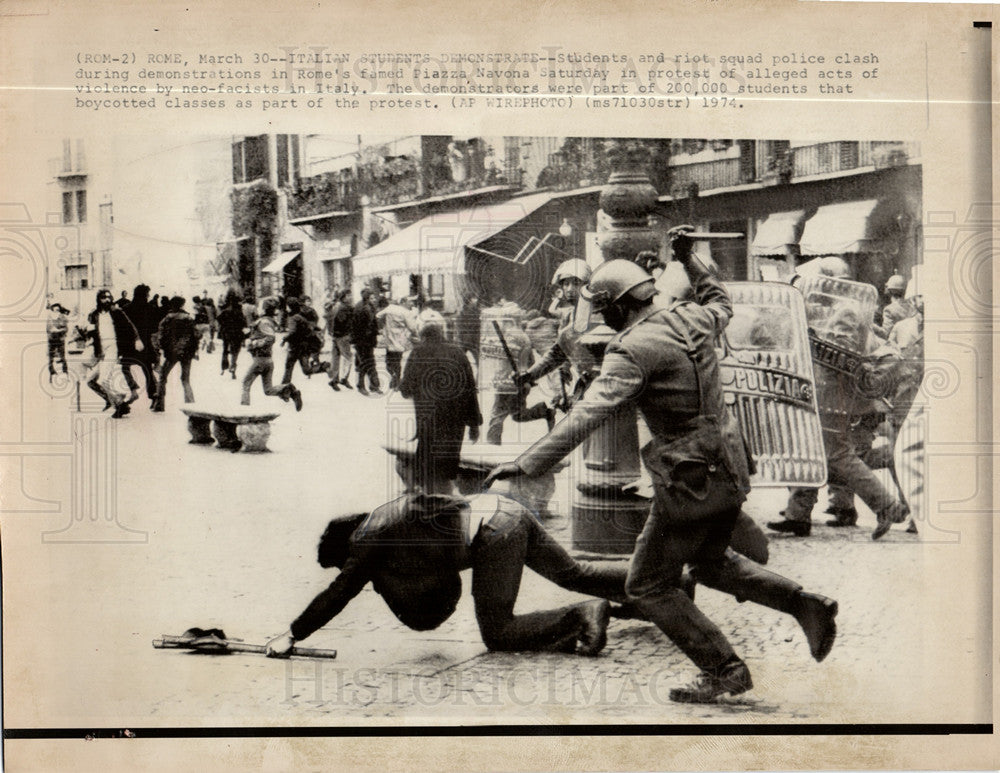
left=0, top=0, right=997, bottom=770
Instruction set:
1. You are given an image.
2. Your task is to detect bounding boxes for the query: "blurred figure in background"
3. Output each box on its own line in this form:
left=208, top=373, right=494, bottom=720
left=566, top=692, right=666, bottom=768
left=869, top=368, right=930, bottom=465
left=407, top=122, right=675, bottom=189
left=152, top=296, right=197, bottom=413
left=400, top=321, right=482, bottom=494
left=326, top=289, right=354, bottom=391
left=46, top=302, right=71, bottom=379
left=217, top=290, right=248, bottom=380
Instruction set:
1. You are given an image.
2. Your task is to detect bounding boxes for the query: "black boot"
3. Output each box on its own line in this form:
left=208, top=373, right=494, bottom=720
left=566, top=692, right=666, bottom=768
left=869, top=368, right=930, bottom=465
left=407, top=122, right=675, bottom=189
left=767, top=519, right=811, bottom=537
left=825, top=506, right=859, bottom=527
left=669, top=657, right=753, bottom=703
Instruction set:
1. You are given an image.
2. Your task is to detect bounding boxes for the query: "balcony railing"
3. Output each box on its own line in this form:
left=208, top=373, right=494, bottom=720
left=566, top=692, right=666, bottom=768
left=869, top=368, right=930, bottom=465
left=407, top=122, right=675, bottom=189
left=668, top=157, right=743, bottom=193
left=790, top=142, right=859, bottom=178
left=288, top=171, right=360, bottom=220
left=49, top=157, right=88, bottom=178
left=858, top=141, right=919, bottom=168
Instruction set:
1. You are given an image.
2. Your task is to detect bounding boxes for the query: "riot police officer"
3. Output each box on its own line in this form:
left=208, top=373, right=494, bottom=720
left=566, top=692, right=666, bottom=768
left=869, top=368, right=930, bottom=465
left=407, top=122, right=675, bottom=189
left=514, top=258, right=597, bottom=409
left=486, top=228, right=838, bottom=703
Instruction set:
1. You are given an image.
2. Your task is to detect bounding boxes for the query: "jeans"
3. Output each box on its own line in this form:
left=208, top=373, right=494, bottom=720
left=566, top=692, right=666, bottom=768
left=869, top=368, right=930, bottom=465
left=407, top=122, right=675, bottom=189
left=355, top=346, right=380, bottom=390
left=154, top=356, right=194, bottom=410
left=121, top=354, right=158, bottom=399
left=282, top=350, right=311, bottom=384
left=221, top=338, right=243, bottom=374
left=331, top=335, right=352, bottom=381
left=47, top=335, right=67, bottom=374
left=471, top=505, right=627, bottom=651
left=241, top=355, right=292, bottom=405
left=385, top=350, right=403, bottom=389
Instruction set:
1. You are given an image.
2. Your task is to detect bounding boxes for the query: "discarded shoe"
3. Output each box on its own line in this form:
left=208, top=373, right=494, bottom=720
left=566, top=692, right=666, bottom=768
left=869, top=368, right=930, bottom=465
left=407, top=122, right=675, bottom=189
left=767, top=519, right=811, bottom=537
left=669, top=658, right=753, bottom=703
left=576, top=599, right=611, bottom=657
left=794, top=592, right=838, bottom=662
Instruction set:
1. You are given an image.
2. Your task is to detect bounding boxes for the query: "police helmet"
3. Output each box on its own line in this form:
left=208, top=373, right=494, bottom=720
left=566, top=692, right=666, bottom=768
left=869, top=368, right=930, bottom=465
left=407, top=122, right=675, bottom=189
left=884, top=274, right=906, bottom=293
left=581, top=260, right=658, bottom=312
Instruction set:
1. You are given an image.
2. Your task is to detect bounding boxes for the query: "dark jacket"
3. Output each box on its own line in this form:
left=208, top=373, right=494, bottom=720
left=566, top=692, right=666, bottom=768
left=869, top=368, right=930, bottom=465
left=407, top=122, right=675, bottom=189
left=331, top=302, right=354, bottom=337
left=283, top=312, right=313, bottom=354
left=290, top=494, right=468, bottom=640
left=217, top=306, right=247, bottom=342
left=400, top=335, right=481, bottom=483
left=87, top=306, right=139, bottom=359
left=351, top=300, right=378, bottom=349
left=516, top=256, right=752, bottom=499
left=157, top=311, right=198, bottom=361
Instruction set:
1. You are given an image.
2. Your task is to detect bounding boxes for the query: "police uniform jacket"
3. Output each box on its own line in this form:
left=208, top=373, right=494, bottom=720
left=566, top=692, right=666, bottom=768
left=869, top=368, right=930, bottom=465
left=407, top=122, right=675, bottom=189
left=530, top=306, right=598, bottom=381
left=515, top=258, right=752, bottom=498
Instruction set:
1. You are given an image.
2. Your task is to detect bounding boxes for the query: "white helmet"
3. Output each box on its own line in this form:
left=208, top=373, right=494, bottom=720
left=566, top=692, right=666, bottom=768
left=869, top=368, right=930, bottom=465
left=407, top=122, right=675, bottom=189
left=552, top=259, right=592, bottom=286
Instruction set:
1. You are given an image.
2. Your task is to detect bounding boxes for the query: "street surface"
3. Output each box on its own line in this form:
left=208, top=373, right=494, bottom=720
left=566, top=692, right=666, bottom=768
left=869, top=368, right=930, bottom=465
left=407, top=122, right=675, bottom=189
left=2, top=341, right=982, bottom=728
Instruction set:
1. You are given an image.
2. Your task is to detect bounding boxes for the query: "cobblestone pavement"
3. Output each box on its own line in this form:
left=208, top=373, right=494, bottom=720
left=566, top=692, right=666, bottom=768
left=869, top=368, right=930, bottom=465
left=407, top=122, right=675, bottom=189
left=3, top=345, right=984, bottom=728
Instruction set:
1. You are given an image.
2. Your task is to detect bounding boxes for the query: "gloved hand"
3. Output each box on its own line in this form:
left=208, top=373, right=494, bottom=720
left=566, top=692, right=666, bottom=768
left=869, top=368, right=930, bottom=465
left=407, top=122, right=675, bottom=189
left=667, top=224, right=696, bottom=261
left=483, top=461, right=525, bottom=490
left=264, top=631, right=296, bottom=658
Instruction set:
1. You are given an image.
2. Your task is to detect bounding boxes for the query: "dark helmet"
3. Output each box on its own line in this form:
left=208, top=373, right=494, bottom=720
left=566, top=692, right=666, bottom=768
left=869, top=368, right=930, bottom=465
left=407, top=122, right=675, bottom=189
left=581, top=259, right=658, bottom=312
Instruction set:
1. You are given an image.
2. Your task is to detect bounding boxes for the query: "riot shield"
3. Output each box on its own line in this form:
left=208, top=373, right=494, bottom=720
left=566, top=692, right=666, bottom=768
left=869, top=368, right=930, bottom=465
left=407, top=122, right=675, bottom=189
left=718, top=282, right=827, bottom=487
left=795, top=274, right=884, bottom=398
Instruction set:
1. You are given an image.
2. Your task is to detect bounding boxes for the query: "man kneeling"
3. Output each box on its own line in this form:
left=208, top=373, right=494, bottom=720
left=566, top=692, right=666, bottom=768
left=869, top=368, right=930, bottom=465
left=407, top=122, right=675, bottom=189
left=265, top=491, right=629, bottom=658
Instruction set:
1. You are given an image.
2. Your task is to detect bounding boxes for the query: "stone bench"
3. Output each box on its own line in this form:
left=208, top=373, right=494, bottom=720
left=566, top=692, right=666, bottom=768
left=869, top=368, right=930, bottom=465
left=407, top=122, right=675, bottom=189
left=180, top=406, right=281, bottom=453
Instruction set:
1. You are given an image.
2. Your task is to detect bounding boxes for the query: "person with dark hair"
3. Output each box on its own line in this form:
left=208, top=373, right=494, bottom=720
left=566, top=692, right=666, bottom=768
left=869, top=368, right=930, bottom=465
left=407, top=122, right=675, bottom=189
left=399, top=322, right=481, bottom=493
left=84, top=289, right=143, bottom=419
left=280, top=297, right=313, bottom=385
left=120, top=284, right=159, bottom=405
left=326, top=289, right=354, bottom=391
left=202, top=293, right=218, bottom=354
left=241, top=297, right=302, bottom=410
left=46, top=303, right=71, bottom=379
left=151, top=296, right=197, bottom=413
left=264, top=490, right=630, bottom=659
left=351, top=288, right=382, bottom=395
left=486, top=227, right=838, bottom=704
left=217, top=290, right=247, bottom=379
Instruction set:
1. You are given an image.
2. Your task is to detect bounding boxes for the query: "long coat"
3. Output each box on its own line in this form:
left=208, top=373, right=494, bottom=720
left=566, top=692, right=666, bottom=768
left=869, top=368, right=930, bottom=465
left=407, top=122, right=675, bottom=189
left=400, top=338, right=482, bottom=485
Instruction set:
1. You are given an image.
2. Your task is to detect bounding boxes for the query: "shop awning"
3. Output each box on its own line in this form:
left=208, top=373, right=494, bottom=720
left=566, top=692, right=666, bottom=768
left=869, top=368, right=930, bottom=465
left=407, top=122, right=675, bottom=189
left=799, top=199, right=886, bottom=256
left=352, top=193, right=552, bottom=280
left=751, top=210, right=806, bottom=256
left=262, top=250, right=301, bottom=274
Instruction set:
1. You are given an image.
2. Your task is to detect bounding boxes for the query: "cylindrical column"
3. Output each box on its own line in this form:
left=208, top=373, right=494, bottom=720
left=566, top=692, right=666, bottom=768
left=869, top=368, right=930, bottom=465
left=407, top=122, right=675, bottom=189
left=571, top=140, right=659, bottom=555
